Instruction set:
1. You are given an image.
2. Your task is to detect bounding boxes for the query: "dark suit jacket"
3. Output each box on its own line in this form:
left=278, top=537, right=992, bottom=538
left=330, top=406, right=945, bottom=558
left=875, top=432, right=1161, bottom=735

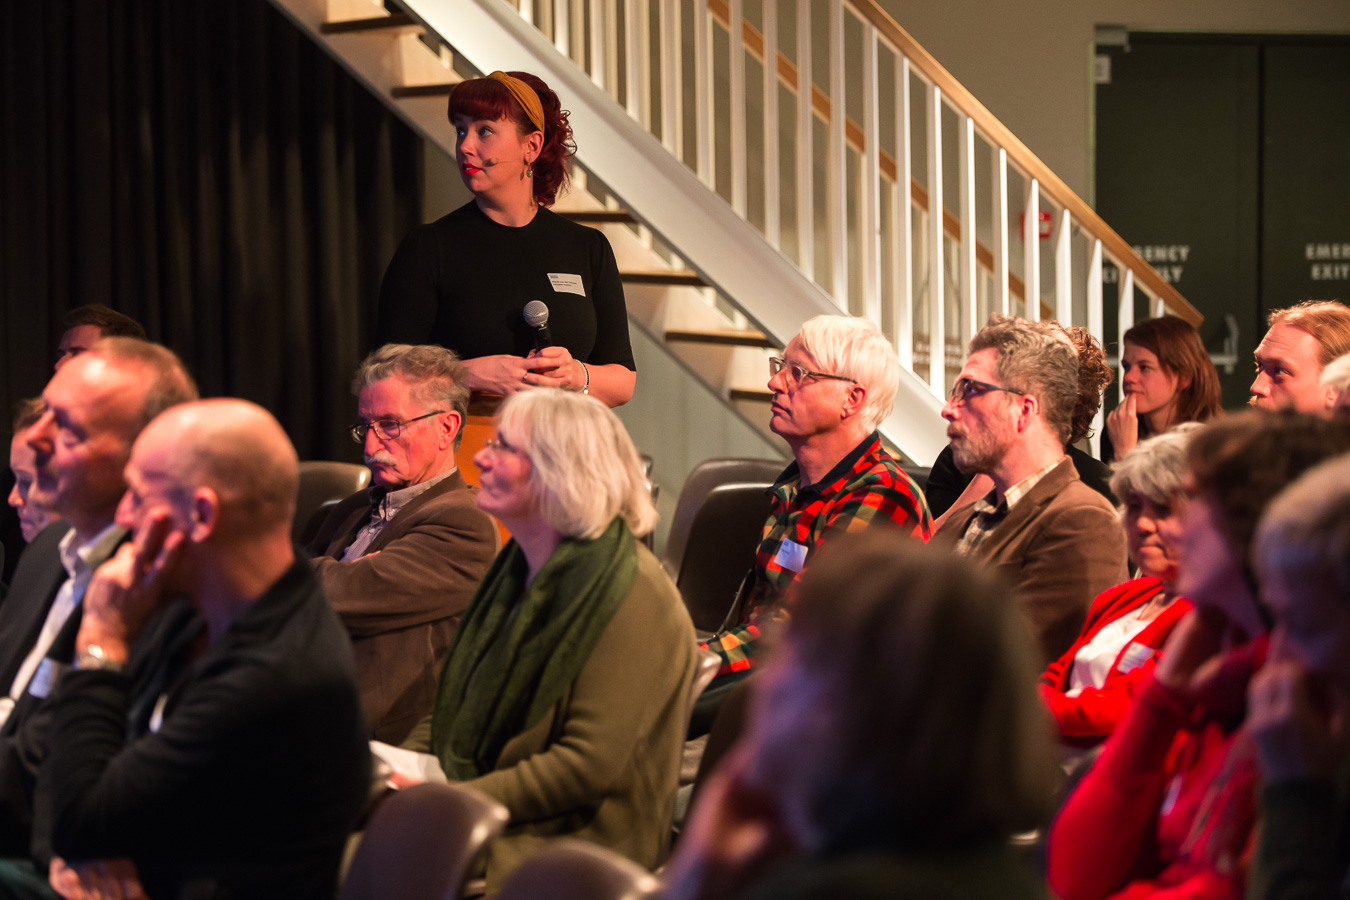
left=933, top=458, right=1129, bottom=666
left=307, top=470, right=498, bottom=744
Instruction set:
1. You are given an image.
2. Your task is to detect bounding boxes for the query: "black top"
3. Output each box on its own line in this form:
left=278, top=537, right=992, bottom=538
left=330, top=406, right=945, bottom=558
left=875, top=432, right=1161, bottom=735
left=38, top=560, right=370, bottom=899
left=924, top=443, right=1116, bottom=519
left=375, top=202, right=636, bottom=369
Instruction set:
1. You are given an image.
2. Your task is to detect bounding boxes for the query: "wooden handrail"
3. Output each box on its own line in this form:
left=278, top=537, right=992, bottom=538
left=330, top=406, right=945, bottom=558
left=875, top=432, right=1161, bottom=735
left=705, top=0, right=1201, bottom=328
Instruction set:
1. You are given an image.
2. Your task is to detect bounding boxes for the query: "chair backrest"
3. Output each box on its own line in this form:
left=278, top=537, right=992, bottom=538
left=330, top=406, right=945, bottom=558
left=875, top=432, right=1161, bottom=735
left=663, top=458, right=783, bottom=633
left=340, top=782, right=509, bottom=900
left=495, top=839, right=663, bottom=900
left=294, top=461, right=371, bottom=543
left=684, top=649, right=722, bottom=730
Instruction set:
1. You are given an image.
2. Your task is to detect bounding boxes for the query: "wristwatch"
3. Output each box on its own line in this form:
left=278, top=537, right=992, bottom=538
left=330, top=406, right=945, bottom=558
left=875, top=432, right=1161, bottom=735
left=75, top=644, right=126, bottom=674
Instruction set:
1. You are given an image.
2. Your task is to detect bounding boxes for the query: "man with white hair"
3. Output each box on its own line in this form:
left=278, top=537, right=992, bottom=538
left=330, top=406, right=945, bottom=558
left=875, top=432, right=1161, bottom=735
left=1320, top=352, right=1350, bottom=420
left=934, top=315, right=1127, bottom=665
left=702, top=315, right=931, bottom=680
left=17, top=399, right=370, bottom=900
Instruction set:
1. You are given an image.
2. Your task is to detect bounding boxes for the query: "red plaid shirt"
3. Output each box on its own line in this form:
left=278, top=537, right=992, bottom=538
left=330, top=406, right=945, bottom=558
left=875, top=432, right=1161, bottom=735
left=701, top=432, right=931, bottom=677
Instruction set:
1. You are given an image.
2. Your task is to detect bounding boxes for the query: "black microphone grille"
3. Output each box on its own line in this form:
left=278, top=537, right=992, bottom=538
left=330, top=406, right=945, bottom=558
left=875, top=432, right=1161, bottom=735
left=523, top=300, right=550, bottom=329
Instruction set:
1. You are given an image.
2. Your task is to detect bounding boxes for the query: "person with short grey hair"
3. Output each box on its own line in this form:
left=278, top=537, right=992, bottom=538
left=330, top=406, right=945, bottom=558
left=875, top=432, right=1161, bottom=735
left=308, top=343, right=497, bottom=744
left=1040, top=424, right=1200, bottom=752
left=934, top=314, right=1128, bottom=665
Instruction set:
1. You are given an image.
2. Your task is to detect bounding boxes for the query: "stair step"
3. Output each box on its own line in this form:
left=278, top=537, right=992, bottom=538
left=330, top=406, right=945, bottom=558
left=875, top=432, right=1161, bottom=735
left=321, top=13, right=419, bottom=35
left=665, top=328, right=775, bottom=349
left=621, top=269, right=705, bottom=287
left=391, top=83, right=454, bottom=99
left=729, top=387, right=772, bottom=402
left=556, top=209, right=638, bottom=225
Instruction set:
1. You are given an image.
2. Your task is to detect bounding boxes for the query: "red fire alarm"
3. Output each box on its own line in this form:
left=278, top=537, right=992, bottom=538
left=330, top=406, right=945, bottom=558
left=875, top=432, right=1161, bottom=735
left=1020, top=211, right=1053, bottom=241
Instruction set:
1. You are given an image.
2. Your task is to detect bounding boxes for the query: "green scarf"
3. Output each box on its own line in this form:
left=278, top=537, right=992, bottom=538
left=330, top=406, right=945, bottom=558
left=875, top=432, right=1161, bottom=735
left=431, top=517, right=638, bottom=781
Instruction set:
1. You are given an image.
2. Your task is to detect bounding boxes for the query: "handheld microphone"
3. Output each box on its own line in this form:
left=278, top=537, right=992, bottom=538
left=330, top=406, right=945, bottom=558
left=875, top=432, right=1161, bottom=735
left=523, top=300, right=554, bottom=351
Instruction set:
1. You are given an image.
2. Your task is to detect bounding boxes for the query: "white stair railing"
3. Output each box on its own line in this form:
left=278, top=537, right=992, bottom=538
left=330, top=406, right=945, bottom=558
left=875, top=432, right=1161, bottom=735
left=497, top=0, right=1202, bottom=452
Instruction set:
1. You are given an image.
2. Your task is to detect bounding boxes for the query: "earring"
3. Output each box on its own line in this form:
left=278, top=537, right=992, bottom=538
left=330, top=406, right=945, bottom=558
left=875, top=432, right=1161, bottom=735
left=525, top=165, right=534, bottom=178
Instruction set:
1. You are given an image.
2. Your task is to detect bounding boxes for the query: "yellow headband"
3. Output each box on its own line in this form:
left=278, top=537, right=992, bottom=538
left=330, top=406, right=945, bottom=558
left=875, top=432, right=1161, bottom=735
left=486, top=71, right=545, bottom=134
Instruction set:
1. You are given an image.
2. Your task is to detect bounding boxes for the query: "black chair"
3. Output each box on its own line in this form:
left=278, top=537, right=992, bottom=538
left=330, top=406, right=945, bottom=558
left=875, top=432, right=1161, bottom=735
left=495, top=839, right=662, bottom=900
left=294, top=461, right=371, bottom=544
left=663, top=458, right=783, bottom=635
left=340, top=782, right=508, bottom=900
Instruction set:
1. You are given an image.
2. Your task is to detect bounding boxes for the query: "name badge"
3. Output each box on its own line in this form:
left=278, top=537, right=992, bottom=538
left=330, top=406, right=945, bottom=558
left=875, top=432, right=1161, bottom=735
left=1117, top=642, right=1156, bottom=674
left=548, top=273, right=586, bottom=296
left=28, top=658, right=67, bottom=700
left=773, top=540, right=808, bottom=573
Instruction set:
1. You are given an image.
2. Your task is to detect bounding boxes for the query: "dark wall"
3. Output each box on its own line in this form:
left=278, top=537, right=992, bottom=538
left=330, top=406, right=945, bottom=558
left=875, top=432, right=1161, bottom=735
left=0, top=0, right=423, bottom=575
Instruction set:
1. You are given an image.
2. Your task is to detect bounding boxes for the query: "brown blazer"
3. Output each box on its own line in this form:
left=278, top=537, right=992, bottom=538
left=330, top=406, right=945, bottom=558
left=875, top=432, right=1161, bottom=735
left=933, top=458, right=1128, bottom=666
left=308, top=471, right=499, bottom=744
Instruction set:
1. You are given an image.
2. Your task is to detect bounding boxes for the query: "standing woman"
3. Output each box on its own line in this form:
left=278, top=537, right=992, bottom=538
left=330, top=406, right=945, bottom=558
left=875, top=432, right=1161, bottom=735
left=376, top=71, right=636, bottom=409
left=1103, top=315, right=1221, bottom=462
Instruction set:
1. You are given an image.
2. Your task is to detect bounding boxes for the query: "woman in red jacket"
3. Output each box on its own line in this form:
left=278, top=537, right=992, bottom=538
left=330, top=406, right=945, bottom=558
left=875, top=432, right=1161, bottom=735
left=1041, top=424, right=1199, bottom=752
left=1049, top=410, right=1350, bottom=900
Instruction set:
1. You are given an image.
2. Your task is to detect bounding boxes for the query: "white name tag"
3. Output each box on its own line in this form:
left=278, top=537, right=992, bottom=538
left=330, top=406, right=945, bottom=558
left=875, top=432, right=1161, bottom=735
left=773, top=539, right=808, bottom=573
left=28, top=658, right=66, bottom=700
left=548, top=273, right=585, bottom=296
left=1117, top=642, right=1156, bottom=674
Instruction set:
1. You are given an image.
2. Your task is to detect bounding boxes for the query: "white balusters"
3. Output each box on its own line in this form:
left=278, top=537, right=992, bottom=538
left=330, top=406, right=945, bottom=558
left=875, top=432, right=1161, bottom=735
left=795, top=0, right=813, bottom=280
left=827, top=0, right=847, bottom=306
left=1024, top=177, right=1040, bottom=321
left=1055, top=208, right=1072, bottom=324
left=957, top=114, right=977, bottom=347
left=1118, top=267, right=1135, bottom=400
left=925, top=83, right=943, bottom=390
left=553, top=0, right=569, bottom=55
left=894, top=55, right=913, bottom=366
left=729, top=0, right=747, bottom=217
left=694, top=0, right=712, bottom=185
left=762, top=0, right=780, bottom=249
left=1087, top=239, right=1104, bottom=456
left=860, top=22, right=880, bottom=323
left=991, top=148, right=1009, bottom=315
left=658, top=0, right=680, bottom=156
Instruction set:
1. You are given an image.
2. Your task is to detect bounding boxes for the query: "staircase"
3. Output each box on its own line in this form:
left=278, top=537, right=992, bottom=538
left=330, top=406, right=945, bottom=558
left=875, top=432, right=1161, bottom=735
left=269, top=0, right=1201, bottom=468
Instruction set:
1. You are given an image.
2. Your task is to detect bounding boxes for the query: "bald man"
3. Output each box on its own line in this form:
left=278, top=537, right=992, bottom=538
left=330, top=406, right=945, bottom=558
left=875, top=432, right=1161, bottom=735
left=12, top=400, right=369, bottom=900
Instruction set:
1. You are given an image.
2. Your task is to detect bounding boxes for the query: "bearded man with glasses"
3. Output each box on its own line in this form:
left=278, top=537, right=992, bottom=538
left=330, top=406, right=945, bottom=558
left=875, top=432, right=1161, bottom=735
left=307, top=344, right=498, bottom=744
left=933, top=316, right=1127, bottom=665
left=700, top=315, right=931, bottom=689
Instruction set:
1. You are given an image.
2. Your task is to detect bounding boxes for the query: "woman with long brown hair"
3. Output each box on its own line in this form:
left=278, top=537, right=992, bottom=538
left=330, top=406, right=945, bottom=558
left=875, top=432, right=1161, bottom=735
left=1103, top=315, right=1222, bottom=462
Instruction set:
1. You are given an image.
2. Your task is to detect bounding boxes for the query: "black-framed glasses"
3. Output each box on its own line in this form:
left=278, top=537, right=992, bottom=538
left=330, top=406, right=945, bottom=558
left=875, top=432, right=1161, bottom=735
left=769, top=357, right=858, bottom=386
left=948, top=377, right=1025, bottom=405
left=349, top=411, right=445, bottom=443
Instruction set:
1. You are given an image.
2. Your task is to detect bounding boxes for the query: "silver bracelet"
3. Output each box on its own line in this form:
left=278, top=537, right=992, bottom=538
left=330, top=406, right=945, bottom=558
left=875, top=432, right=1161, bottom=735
left=579, top=361, right=591, bottom=395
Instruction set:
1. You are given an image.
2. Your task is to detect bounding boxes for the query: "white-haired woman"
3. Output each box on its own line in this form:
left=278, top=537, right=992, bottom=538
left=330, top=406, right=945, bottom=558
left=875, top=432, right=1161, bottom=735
left=403, top=389, right=697, bottom=890
left=1039, top=424, right=1198, bottom=752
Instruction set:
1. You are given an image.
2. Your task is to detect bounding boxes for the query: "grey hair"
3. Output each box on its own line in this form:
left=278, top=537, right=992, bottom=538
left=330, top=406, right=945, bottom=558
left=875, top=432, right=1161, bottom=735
left=796, top=315, right=901, bottom=432
left=1109, top=422, right=1202, bottom=515
left=353, top=344, right=470, bottom=449
left=497, top=389, right=657, bottom=539
left=968, top=315, right=1079, bottom=444
left=1321, top=353, right=1350, bottom=394
left=1255, top=452, right=1350, bottom=613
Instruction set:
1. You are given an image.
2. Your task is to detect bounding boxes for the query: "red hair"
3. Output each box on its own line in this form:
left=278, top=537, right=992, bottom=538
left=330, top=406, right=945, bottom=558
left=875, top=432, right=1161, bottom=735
left=447, top=71, right=576, bottom=207
left=1123, top=315, right=1223, bottom=425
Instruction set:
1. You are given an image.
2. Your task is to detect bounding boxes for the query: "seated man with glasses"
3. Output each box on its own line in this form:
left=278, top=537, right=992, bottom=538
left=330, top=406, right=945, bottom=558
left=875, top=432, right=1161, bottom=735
left=306, top=344, right=498, bottom=744
left=700, top=315, right=931, bottom=689
left=933, top=315, right=1128, bottom=666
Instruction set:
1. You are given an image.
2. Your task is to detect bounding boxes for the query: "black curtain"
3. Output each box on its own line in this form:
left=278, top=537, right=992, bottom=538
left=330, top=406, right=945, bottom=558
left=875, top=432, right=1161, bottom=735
left=0, top=0, right=422, bottom=575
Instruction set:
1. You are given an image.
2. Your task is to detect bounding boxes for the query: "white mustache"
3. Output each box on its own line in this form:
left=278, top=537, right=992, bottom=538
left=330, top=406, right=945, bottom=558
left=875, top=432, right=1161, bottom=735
left=366, top=452, right=396, bottom=467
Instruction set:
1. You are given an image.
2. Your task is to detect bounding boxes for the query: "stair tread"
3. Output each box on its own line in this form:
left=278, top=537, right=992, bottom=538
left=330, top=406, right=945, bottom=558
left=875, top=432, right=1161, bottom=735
left=555, top=209, right=637, bottom=224
left=665, top=328, right=774, bottom=348
left=621, top=269, right=705, bottom=286
left=321, top=13, right=418, bottom=35
left=392, top=83, right=455, bottom=98
left=729, top=386, right=772, bottom=400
